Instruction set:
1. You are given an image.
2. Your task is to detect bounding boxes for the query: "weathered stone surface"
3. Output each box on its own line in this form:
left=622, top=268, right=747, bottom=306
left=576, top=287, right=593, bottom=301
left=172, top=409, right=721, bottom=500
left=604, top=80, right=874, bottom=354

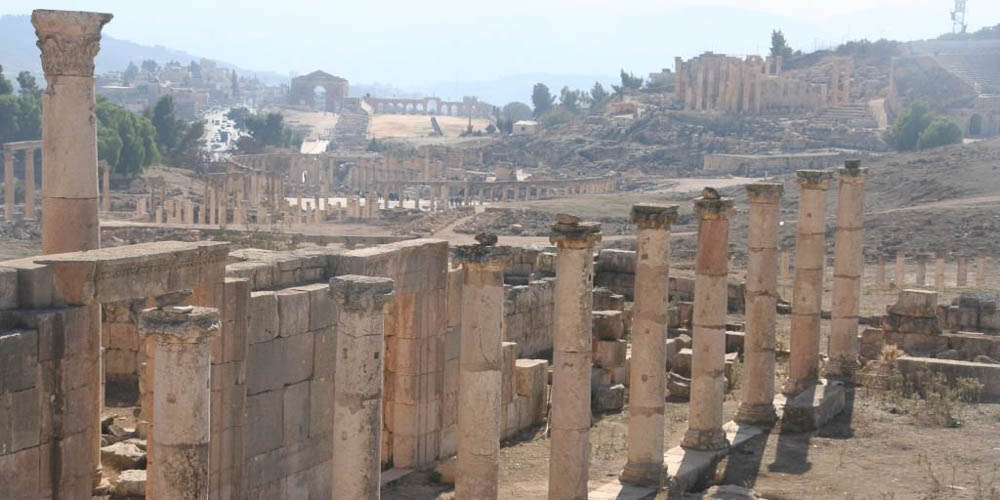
left=276, top=288, right=310, bottom=337
left=592, top=310, right=625, bottom=340
left=594, top=383, right=625, bottom=411
left=249, top=291, right=279, bottom=344
left=667, top=371, right=691, bottom=399
left=113, top=469, right=147, bottom=497
left=100, top=441, right=146, bottom=470
left=0, top=267, right=16, bottom=309
left=245, top=390, right=283, bottom=457
left=593, top=339, right=627, bottom=368
left=888, top=290, right=940, bottom=318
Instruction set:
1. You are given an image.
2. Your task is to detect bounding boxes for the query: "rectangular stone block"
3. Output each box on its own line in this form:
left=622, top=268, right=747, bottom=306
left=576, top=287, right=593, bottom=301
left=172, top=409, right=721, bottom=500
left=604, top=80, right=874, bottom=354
left=593, top=339, right=627, bottom=368
left=889, top=289, right=940, bottom=318
left=592, top=310, right=624, bottom=340
left=0, top=446, right=40, bottom=499
left=283, top=381, right=310, bottom=445
left=309, top=377, right=332, bottom=437
left=283, top=332, right=315, bottom=386
left=277, top=288, right=310, bottom=337
left=501, top=342, right=518, bottom=404
left=1, top=329, right=38, bottom=393
left=246, top=338, right=284, bottom=395
left=0, top=267, right=17, bottom=310
left=0, top=259, right=53, bottom=308
left=245, top=390, right=283, bottom=457
left=249, top=291, right=279, bottom=344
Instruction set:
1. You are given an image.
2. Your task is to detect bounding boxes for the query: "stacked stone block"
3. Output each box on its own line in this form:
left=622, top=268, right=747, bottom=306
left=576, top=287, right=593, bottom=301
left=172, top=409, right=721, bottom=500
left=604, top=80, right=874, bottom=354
left=503, top=278, right=555, bottom=358
left=595, top=249, right=636, bottom=299
left=592, top=308, right=628, bottom=411
left=101, top=299, right=146, bottom=387
left=242, top=282, right=333, bottom=497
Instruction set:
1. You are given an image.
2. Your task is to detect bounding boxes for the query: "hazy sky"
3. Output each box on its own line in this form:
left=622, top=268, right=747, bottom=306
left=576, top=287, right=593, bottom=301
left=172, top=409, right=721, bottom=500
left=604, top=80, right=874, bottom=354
left=4, top=0, right=999, bottom=85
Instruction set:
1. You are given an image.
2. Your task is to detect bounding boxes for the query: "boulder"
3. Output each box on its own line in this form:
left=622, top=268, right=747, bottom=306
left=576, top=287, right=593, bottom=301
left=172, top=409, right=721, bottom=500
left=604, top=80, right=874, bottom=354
left=100, top=442, right=146, bottom=471
left=113, top=469, right=147, bottom=497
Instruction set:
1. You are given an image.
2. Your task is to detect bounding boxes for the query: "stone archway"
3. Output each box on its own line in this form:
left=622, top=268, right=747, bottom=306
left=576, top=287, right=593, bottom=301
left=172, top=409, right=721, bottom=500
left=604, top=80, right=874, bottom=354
left=289, top=70, right=349, bottom=112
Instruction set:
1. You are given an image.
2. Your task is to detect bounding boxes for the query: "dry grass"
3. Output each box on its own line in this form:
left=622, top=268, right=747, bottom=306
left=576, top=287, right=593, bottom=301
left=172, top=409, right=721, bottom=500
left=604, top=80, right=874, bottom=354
left=370, top=114, right=491, bottom=138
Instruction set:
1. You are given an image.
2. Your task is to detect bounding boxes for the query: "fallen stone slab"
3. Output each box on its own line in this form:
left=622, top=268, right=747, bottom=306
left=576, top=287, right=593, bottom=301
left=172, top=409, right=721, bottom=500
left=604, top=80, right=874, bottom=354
left=100, top=441, right=146, bottom=470
left=778, top=379, right=846, bottom=433
left=113, top=469, right=147, bottom=497
left=664, top=421, right=768, bottom=494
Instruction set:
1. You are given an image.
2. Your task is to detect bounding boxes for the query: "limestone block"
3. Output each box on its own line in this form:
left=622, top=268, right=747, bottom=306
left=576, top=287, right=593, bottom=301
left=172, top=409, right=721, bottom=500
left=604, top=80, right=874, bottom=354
left=246, top=338, right=284, bottom=395
left=293, top=283, right=333, bottom=331
left=667, top=371, right=691, bottom=399
left=859, top=328, right=885, bottom=361
left=283, top=332, right=315, bottom=385
left=0, top=267, right=16, bottom=309
left=593, top=339, right=627, bottom=368
left=10, top=386, right=39, bottom=451
left=100, top=441, right=146, bottom=470
left=594, top=383, right=625, bottom=411
left=276, top=289, right=310, bottom=337
left=883, top=314, right=941, bottom=335
left=1, top=330, right=38, bottom=392
left=282, top=381, right=311, bottom=445
left=592, top=310, right=624, bottom=340
left=501, top=342, right=518, bottom=405
left=113, top=469, right=146, bottom=497
left=888, top=289, right=939, bottom=318
left=673, top=348, right=693, bottom=377
left=3, top=259, right=53, bottom=308
left=249, top=291, right=279, bottom=344
left=725, top=330, right=745, bottom=353
left=665, top=337, right=684, bottom=371
left=245, top=390, right=283, bottom=457
left=0, top=446, right=40, bottom=497
left=308, top=376, right=332, bottom=438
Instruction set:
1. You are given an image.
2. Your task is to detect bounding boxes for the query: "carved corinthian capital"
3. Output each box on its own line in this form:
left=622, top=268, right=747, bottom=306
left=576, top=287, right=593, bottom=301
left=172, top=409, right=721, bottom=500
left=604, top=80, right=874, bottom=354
left=31, top=10, right=113, bottom=78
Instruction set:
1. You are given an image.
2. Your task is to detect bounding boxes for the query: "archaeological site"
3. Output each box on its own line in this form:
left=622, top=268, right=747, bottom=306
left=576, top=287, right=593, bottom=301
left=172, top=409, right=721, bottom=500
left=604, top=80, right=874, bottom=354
left=1, top=5, right=1000, bottom=500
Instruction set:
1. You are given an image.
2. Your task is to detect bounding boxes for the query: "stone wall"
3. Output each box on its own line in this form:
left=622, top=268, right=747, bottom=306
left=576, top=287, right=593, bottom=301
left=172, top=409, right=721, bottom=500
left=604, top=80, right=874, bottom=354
left=503, top=279, right=556, bottom=358
left=242, top=282, right=333, bottom=497
left=102, top=299, right=145, bottom=387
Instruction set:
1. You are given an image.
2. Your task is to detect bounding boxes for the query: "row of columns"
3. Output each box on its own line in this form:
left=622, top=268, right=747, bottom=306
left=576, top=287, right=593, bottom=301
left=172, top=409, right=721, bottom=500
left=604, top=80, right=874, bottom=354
left=2, top=144, right=41, bottom=221
left=878, top=250, right=988, bottom=288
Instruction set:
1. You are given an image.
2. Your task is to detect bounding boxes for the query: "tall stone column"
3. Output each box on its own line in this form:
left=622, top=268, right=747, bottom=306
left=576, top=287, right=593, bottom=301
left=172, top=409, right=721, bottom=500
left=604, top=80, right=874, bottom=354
left=957, top=255, right=968, bottom=286
left=100, top=162, right=111, bottom=212
left=916, top=254, right=928, bottom=286
left=329, top=275, right=394, bottom=499
left=3, top=150, right=13, bottom=221
left=25, top=148, right=36, bottom=220
left=548, top=214, right=601, bottom=500
left=895, top=250, right=905, bottom=286
left=935, top=251, right=945, bottom=288
left=977, top=252, right=987, bottom=287
left=736, top=183, right=783, bottom=425
left=784, top=170, right=833, bottom=395
left=876, top=253, right=886, bottom=286
left=454, top=244, right=511, bottom=500
left=622, top=203, right=678, bottom=486
left=33, top=10, right=112, bottom=254
left=825, top=161, right=868, bottom=378
left=682, top=188, right=733, bottom=450
left=139, top=306, right=220, bottom=500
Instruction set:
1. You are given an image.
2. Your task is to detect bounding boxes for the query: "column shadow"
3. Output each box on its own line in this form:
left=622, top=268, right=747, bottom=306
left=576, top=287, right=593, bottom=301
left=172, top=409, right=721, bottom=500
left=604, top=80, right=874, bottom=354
left=720, top=428, right=771, bottom=488
left=767, top=430, right=812, bottom=475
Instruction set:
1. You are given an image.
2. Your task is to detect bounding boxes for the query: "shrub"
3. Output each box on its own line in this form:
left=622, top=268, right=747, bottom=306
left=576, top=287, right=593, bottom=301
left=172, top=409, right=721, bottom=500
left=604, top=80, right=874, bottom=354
left=917, top=117, right=963, bottom=149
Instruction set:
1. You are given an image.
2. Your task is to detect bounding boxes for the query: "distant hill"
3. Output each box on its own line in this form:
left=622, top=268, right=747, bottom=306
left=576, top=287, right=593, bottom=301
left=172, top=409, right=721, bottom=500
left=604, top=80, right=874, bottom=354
left=0, top=14, right=288, bottom=84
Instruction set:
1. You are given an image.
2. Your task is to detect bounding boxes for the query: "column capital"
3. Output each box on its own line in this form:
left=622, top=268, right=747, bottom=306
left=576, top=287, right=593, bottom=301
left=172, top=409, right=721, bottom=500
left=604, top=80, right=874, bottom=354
left=32, top=10, right=112, bottom=78
left=745, top=182, right=784, bottom=203
left=550, top=213, right=602, bottom=248
left=452, top=242, right=512, bottom=267
left=838, top=160, right=869, bottom=184
left=630, top=203, right=679, bottom=230
left=693, top=188, right=734, bottom=220
left=795, top=170, right=833, bottom=190
left=138, top=306, right=220, bottom=343
left=329, top=275, right=395, bottom=310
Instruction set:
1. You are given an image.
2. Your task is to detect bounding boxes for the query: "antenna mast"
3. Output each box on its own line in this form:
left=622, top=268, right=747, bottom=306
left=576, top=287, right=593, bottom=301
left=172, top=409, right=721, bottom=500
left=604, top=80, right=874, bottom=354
left=951, top=0, right=968, bottom=34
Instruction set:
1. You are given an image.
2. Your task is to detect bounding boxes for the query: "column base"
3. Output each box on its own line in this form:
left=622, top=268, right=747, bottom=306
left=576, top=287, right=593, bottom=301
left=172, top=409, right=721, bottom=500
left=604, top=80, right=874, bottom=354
left=680, top=428, right=729, bottom=451
left=734, top=402, right=777, bottom=427
left=823, top=358, right=860, bottom=379
left=780, top=376, right=817, bottom=397
left=620, top=460, right=664, bottom=487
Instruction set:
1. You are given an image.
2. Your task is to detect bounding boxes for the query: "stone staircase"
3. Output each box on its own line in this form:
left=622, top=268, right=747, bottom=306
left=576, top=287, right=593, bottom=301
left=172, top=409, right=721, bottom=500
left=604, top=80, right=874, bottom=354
left=330, top=102, right=371, bottom=151
left=809, top=104, right=879, bottom=129
left=933, top=54, right=1000, bottom=95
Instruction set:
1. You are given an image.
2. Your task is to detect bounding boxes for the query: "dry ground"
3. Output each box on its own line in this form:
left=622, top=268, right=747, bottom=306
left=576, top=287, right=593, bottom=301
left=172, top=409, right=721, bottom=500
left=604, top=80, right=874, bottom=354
left=263, top=106, right=339, bottom=140
left=370, top=114, right=491, bottom=138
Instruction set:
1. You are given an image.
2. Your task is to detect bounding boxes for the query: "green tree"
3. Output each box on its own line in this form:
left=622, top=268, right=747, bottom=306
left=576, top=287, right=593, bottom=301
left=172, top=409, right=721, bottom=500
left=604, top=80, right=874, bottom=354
left=590, top=82, right=610, bottom=104
left=239, top=111, right=302, bottom=151
left=96, top=98, right=160, bottom=177
left=770, top=30, right=793, bottom=59
left=150, top=95, right=182, bottom=152
left=559, top=86, right=580, bottom=112
left=501, top=101, right=532, bottom=123
left=531, top=83, right=555, bottom=117
left=123, top=61, right=139, bottom=85
left=16, top=72, right=40, bottom=97
left=917, top=117, right=963, bottom=149
left=141, top=59, right=159, bottom=73
left=0, top=65, right=13, bottom=95
left=888, top=103, right=934, bottom=151
left=538, top=107, right=574, bottom=128
left=0, top=93, right=41, bottom=144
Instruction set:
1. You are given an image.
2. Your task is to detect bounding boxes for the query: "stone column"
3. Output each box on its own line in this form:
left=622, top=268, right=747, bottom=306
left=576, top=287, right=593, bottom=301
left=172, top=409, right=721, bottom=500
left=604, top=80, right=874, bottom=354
left=3, top=150, right=13, bottom=221
left=329, top=275, right=394, bottom=499
left=876, top=253, right=886, bottom=286
left=957, top=255, right=968, bottom=286
left=895, top=250, right=905, bottom=286
left=682, top=189, right=733, bottom=450
left=977, top=252, right=987, bottom=287
left=33, top=10, right=112, bottom=254
left=784, top=170, right=833, bottom=395
left=621, top=204, right=678, bottom=486
left=548, top=214, right=601, bottom=500
left=454, top=244, right=511, bottom=500
left=25, top=149, right=36, bottom=219
left=101, top=162, right=111, bottom=212
left=935, top=251, right=945, bottom=288
left=139, top=306, right=220, bottom=500
left=916, top=254, right=928, bottom=286
left=736, top=183, right=783, bottom=425
left=825, top=161, right=868, bottom=378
